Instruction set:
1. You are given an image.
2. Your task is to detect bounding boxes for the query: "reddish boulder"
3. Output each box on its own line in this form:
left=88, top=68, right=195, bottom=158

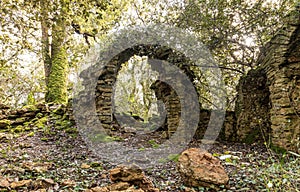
left=177, top=148, right=229, bottom=187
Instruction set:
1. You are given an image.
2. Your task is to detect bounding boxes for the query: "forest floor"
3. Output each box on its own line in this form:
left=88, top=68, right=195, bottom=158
left=0, top=115, right=299, bottom=192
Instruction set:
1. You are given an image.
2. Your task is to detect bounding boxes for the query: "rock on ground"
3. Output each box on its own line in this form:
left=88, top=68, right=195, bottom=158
left=177, top=148, right=229, bottom=187
left=86, top=165, right=159, bottom=192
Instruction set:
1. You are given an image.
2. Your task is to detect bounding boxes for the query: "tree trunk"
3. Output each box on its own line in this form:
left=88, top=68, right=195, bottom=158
left=40, top=0, right=51, bottom=86
left=41, top=0, right=69, bottom=104
left=45, top=15, right=68, bottom=104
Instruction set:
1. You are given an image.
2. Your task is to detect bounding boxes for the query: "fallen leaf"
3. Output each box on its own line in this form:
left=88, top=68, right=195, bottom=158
left=0, top=177, right=10, bottom=188
left=10, top=179, right=32, bottom=189
left=22, top=161, right=53, bottom=173
left=100, top=174, right=107, bottom=179
left=86, top=186, right=109, bottom=192
left=32, top=178, right=55, bottom=189
left=81, top=163, right=91, bottom=169
left=61, top=179, right=76, bottom=187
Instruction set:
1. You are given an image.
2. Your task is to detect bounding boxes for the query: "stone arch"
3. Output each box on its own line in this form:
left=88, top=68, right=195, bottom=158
left=95, top=44, right=198, bottom=135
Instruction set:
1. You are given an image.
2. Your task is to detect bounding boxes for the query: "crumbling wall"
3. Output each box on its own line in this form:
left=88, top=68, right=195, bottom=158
left=150, top=80, right=180, bottom=137
left=80, top=9, right=300, bottom=153
left=95, top=45, right=197, bottom=133
left=236, top=9, right=300, bottom=152
left=191, top=109, right=236, bottom=141
left=261, top=11, right=300, bottom=152
left=235, top=68, right=271, bottom=143
left=0, top=104, right=48, bottom=129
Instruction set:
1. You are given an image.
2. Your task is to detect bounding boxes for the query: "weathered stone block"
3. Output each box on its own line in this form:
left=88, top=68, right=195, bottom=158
left=177, top=148, right=229, bottom=187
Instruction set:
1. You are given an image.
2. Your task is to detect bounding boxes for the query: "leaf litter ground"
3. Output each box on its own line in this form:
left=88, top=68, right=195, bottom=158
left=0, top=123, right=299, bottom=192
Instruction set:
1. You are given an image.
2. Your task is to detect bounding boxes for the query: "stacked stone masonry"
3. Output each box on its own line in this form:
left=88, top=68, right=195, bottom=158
left=237, top=9, right=300, bottom=152
left=94, top=45, right=198, bottom=136
left=150, top=80, right=181, bottom=138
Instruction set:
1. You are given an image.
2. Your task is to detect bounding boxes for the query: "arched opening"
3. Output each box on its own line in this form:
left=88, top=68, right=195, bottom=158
left=95, top=44, right=198, bottom=138
left=113, top=55, right=161, bottom=133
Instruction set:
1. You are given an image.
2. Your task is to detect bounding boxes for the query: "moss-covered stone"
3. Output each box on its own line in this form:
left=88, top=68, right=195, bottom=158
left=12, top=125, right=24, bottom=133
left=34, top=116, right=48, bottom=129
left=35, top=113, right=44, bottom=118
left=55, top=119, right=73, bottom=129
left=15, top=117, right=28, bottom=124
left=27, top=131, right=35, bottom=137
left=26, top=92, right=36, bottom=105
left=21, top=105, right=38, bottom=112
left=0, top=119, right=11, bottom=129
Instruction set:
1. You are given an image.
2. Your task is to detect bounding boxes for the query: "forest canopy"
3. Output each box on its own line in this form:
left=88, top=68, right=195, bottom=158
left=0, top=0, right=296, bottom=108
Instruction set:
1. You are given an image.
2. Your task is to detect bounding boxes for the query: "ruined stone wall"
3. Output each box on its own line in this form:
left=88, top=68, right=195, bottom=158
left=150, top=80, right=181, bottom=137
left=92, top=44, right=237, bottom=142
left=0, top=104, right=47, bottom=129
left=194, top=109, right=236, bottom=141
left=95, top=44, right=197, bottom=133
left=235, top=68, right=271, bottom=143
left=0, top=103, right=76, bottom=129
left=80, top=11, right=300, bottom=152
left=261, top=11, right=300, bottom=152
left=236, top=9, right=300, bottom=152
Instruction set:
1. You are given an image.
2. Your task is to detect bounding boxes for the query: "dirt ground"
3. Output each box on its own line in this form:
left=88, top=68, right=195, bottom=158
left=0, top=124, right=299, bottom=191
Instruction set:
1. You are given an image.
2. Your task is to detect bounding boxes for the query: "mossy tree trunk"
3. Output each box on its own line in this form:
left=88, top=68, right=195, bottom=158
left=41, top=0, right=69, bottom=104
left=45, top=17, right=68, bottom=104
left=40, top=0, right=51, bottom=86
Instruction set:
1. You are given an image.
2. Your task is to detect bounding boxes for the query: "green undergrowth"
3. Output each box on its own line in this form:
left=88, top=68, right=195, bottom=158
left=148, top=139, right=160, bottom=148
left=89, top=133, right=123, bottom=143
left=256, top=151, right=300, bottom=191
left=228, top=148, right=300, bottom=191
